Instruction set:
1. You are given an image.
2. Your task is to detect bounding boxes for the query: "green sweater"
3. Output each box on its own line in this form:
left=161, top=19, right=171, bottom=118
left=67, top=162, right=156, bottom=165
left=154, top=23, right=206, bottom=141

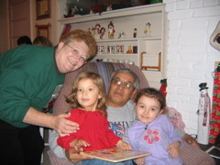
left=0, top=45, right=65, bottom=128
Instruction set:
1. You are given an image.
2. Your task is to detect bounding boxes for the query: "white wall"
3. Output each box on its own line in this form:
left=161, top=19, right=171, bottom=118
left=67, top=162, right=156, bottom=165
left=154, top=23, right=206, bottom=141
left=164, top=0, right=220, bottom=135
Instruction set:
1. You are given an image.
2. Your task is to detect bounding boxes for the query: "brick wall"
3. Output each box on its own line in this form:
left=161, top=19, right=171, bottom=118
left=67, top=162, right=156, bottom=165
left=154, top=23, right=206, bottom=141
left=163, top=0, right=220, bottom=135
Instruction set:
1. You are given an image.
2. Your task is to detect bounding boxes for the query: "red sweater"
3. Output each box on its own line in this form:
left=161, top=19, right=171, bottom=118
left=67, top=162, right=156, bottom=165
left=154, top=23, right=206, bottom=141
left=57, top=108, right=121, bottom=151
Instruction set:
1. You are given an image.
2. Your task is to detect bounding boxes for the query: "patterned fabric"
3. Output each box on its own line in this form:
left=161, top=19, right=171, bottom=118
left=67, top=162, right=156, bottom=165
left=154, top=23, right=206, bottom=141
left=210, top=71, right=220, bottom=143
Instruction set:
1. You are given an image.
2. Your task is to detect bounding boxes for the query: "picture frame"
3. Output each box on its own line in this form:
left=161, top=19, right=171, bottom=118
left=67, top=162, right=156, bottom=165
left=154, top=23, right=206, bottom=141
left=35, top=24, right=51, bottom=39
left=36, top=0, right=50, bottom=20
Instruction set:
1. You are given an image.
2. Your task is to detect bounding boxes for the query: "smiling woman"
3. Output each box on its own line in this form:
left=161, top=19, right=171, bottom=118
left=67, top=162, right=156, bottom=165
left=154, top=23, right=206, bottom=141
left=0, top=29, right=97, bottom=164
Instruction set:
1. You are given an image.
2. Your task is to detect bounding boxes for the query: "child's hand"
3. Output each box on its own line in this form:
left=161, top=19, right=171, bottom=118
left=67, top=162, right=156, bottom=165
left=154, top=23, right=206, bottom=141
left=167, top=141, right=180, bottom=157
left=116, top=140, right=132, bottom=150
left=69, top=139, right=90, bottom=152
left=134, top=157, right=146, bottom=165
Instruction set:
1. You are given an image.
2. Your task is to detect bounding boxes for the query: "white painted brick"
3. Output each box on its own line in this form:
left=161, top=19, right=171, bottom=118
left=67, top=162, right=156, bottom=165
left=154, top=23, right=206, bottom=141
left=168, top=10, right=193, bottom=20
left=168, top=93, right=190, bottom=101
left=179, top=102, right=199, bottom=113
left=167, top=70, right=178, bottom=77
left=168, top=62, right=192, bottom=70
left=179, top=31, right=207, bottom=46
left=178, top=70, right=205, bottom=79
left=176, top=1, right=189, bottom=10
left=165, top=3, right=176, bottom=12
left=194, top=7, right=220, bottom=17
left=178, top=87, right=198, bottom=96
left=153, top=0, right=220, bottom=136
left=179, top=53, right=205, bottom=62
left=181, top=19, right=209, bottom=29
left=192, top=62, right=214, bottom=71
left=163, top=0, right=177, bottom=4
left=204, top=0, right=219, bottom=7
left=169, top=20, right=181, bottom=29
left=190, top=0, right=203, bottom=8
left=178, top=45, right=207, bottom=53
left=168, top=77, right=191, bottom=86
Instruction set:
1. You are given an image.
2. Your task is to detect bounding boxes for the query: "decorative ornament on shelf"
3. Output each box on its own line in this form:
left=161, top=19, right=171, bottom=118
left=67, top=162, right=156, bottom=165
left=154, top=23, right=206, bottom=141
left=91, top=4, right=107, bottom=15
left=92, top=23, right=106, bottom=40
left=64, top=0, right=75, bottom=18
left=108, top=21, right=115, bottom=39
left=106, top=3, right=112, bottom=11
left=118, top=32, right=126, bottom=39
left=133, top=28, right=137, bottom=38
left=100, top=27, right=106, bottom=39
left=126, top=46, right=133, bottom=54
left=144, top=22, right=151, bottom=36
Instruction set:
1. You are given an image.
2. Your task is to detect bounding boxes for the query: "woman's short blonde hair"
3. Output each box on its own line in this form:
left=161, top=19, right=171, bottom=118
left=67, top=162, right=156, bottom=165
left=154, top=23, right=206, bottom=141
left=59, top=29, right=97, bottom=61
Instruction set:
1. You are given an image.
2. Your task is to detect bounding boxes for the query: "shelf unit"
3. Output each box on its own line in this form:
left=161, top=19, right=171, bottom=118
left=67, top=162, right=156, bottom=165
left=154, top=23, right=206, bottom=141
left=58, top=3, right=167, bottom=88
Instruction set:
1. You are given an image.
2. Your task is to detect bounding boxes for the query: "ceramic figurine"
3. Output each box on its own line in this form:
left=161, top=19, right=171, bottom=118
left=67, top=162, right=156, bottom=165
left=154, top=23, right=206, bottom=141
left=144, top=22, right=151, bottom=36
left=108, top=21, right=115, bottom=39
left=133, top=28, right=137, bottom=38
left=92, top=23, right=101, bottom=40
left=106, top=3, right=112, bottom=11
left=118, top=32, right=125, bottom=39
left=100, top=27, right=106, bottom=39
left=126, top=46, right=133, bottom=54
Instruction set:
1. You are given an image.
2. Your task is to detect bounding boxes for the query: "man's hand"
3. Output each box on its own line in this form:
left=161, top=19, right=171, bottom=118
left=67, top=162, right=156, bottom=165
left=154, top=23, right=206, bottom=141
left=116, top=140, right=132, bottom=150
left=182, top=134, right=201, bottom=149
left=167, top=141, right=180, bottom=157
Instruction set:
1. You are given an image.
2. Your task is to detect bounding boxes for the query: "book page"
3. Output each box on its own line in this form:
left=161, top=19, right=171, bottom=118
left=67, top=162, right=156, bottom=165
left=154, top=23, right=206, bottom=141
left=81, top=147, right=151, bottom=163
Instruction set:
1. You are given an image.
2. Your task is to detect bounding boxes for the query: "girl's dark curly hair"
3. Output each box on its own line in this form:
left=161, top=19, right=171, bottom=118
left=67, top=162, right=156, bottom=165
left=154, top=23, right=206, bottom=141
left=134, top=88, right=166, bottom=111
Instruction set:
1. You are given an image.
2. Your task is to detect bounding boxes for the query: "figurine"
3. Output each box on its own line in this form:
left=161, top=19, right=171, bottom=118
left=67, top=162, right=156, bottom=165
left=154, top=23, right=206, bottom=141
left=118, top=32, right=125, bottom=39
left=144, top=22, right=151, bottom=36
left=100, top=27, right=106, bottom=39
left=106, top=3, right=112, bottom=11
left=92, top=23, right=101, bottom=40
left=108, top=21, right=115, bottom=39
left=133, top=28, right=137, bottom=38
left=126, top=46, right=133, bottom=54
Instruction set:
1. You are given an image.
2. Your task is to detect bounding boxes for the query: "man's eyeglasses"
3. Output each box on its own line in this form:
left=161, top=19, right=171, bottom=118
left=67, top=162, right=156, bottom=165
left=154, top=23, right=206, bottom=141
left=66, top=44, right=87, bottom=63
left=111, top=78, right=134, bottom=89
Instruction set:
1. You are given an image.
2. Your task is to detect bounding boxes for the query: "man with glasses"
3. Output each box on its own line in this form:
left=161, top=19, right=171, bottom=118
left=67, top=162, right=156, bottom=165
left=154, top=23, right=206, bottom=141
left=0, top=29, right=97, bottom=165
left=49, top=68, right=215, bottom=165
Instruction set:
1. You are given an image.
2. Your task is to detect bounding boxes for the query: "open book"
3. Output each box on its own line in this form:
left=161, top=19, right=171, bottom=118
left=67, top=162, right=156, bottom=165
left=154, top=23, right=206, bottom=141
left=81, top=147, right=151, bottom=163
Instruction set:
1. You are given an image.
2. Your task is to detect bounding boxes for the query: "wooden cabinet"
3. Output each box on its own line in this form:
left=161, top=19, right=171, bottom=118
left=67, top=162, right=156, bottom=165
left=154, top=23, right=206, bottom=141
left=58, top=3, right=167, bottom=88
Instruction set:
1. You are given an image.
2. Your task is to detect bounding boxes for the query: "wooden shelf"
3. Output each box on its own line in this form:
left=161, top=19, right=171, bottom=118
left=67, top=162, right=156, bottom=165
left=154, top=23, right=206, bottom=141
left=58, top=3, right=165, bottom=25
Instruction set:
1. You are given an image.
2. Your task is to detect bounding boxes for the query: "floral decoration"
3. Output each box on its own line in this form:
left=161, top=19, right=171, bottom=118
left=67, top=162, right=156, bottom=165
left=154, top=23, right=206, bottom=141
left=143, top=129, right=160, bottom=144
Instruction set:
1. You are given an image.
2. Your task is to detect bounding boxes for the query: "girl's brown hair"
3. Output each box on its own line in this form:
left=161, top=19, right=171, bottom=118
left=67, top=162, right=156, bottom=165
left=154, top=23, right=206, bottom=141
left=66, top=71, right=107, bottom=116
left=134, top=88, right=166, bottom=111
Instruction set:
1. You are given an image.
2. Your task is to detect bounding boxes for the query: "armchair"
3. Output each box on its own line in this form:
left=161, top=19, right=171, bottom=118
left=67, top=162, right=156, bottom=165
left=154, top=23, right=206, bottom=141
left=47, top=62, right=215, bottom=165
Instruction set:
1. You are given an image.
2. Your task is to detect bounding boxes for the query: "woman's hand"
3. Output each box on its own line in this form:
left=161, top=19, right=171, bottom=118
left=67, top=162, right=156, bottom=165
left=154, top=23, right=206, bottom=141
left=52, top=112, right=79, bottom=136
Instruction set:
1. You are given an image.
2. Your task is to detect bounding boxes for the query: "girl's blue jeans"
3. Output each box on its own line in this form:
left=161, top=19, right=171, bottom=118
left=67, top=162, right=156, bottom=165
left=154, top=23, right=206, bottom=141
left=80, top=159, right=133, bottom=165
